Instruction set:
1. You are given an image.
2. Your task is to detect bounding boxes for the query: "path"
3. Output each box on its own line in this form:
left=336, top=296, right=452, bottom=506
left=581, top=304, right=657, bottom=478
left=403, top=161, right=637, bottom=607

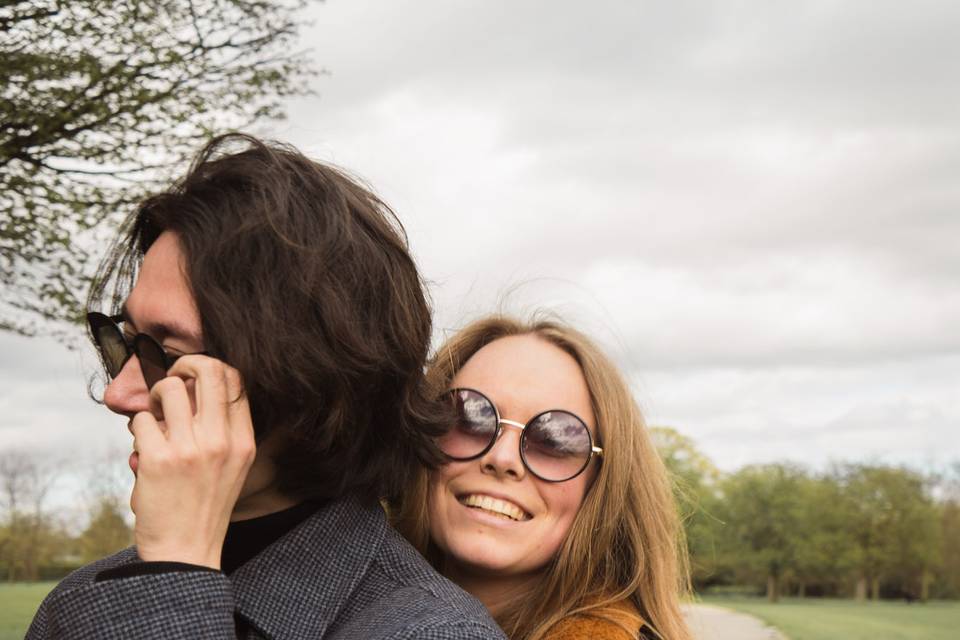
left=683, top=603, right=788, bottom=640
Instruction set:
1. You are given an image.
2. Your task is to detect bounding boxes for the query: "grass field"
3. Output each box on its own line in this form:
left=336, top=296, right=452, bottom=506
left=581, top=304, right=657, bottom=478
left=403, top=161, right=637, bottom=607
left=702, top=596, right=960, bottom=640
left=0, top=582, right=55, bottom=640
left=3, top=584, right=959, bottom=639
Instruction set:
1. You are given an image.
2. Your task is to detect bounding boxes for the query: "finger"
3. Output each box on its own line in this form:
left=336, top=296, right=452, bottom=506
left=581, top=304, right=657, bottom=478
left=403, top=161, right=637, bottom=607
left=130, top=485, right=138, bottom=515
left=223, top=365, right=244, bottom=410
left=148, top=376, right=195, bottom=446
left=167, top=355, right=230, bottom=432
left=221, top=366, right=256, bottom=469
left=167, top=355, right=241, bottom=462
left=222, top=366, right=253, bottom=435
left=130, top=410, right=167, bottom=466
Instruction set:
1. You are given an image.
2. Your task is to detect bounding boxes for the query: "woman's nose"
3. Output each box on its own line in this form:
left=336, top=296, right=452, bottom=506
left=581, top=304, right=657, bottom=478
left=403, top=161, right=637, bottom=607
left=479, top=421, right=526, bottom=480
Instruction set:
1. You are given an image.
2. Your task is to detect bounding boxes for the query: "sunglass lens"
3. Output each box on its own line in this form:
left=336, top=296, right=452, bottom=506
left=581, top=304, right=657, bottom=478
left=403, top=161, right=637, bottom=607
left=522, top=411, right=592, bottom=481
left=135, top=335, right=168, bottom=390
left=437, top=389, right=498, bottom=460
left=94, top=324, right=128, bottom=378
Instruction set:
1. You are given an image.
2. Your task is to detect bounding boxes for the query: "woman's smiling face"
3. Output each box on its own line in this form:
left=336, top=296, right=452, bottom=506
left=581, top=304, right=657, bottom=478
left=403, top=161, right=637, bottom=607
left=427, top=334, right=598, bottom=578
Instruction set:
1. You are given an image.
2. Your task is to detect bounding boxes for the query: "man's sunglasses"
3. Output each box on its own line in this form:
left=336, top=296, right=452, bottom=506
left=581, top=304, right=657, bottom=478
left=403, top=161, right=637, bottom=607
left=87, top=312, right=207, bottom=390
left=437, top=387, right=603, bottom=483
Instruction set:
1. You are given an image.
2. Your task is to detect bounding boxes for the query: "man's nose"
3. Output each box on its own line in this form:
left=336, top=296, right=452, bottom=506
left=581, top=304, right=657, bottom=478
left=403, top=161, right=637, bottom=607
left=103, top=355, right=150, bottom=417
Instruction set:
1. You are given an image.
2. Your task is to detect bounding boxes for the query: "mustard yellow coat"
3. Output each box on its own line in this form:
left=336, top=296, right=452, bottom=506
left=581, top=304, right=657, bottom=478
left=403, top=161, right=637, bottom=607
left=545, top=615, right=640, bottom=639
left=543, top=600, right=655, bottom=640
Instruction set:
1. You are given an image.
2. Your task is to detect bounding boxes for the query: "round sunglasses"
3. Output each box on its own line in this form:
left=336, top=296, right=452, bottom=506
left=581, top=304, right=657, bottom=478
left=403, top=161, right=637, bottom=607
left=437, top=387, right=603, bottom=482
left=87, top=312, right=207, bottom=390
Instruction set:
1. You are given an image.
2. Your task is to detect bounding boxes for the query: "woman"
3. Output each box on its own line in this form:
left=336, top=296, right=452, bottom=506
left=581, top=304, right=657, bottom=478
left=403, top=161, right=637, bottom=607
left=392, top=316, right=692, bottom=640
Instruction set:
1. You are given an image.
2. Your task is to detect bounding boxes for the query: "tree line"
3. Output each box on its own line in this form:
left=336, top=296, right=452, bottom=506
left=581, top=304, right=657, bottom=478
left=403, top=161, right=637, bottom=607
left=0, top=452, right=131, bottom=581
left=655, top=427, right=960, bottom=602
left=2, top=438, right=958, bottom=602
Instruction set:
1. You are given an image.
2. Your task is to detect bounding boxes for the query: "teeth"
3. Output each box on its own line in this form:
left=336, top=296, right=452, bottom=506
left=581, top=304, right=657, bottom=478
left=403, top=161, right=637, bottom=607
left=461, top=494, right=527, bottom=521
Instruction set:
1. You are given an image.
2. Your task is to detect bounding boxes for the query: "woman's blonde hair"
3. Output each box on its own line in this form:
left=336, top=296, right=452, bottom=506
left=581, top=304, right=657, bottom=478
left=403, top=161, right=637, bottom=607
left=391, top=314, right=692, bottom=640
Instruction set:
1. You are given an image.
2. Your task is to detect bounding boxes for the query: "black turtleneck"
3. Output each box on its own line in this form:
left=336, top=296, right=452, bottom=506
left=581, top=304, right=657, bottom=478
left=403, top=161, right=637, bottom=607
left=96, top=500, right=322, bottom=582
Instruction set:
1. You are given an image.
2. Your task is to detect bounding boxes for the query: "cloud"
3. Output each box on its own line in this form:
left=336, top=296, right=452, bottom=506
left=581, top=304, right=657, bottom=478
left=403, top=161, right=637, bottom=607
left=286, top=2, right=960, bottom=290
left=280, top=0, right=960, bottom=472
left=637, top=354, right=960, bottom=471
left=0, top=333, right=127, bottom=454
left=579, top=253, right=960, bottom=368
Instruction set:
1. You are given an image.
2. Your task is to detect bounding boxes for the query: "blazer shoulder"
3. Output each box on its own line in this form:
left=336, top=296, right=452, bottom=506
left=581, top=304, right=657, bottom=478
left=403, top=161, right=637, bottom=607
left=374, top=526, right=492, bottom=616
left=338, top=526, right=505, bottom=638
left=48, top=546, right=139, bottom=592
left=26, top=547, right=139, bottom=639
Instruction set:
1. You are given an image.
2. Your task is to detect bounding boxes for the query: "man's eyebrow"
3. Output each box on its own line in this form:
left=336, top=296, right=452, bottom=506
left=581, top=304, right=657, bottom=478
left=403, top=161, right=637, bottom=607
left=119, top=303, right=202, bottom=343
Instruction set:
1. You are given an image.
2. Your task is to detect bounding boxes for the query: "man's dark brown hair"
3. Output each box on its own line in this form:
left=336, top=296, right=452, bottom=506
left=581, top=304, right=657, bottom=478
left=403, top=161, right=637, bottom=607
left=89, top=133, right=446, bottom=502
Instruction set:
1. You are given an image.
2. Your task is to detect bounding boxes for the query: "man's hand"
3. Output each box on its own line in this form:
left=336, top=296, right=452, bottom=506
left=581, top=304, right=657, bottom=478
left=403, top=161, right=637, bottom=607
left=129, top=356, right=256, bottom=568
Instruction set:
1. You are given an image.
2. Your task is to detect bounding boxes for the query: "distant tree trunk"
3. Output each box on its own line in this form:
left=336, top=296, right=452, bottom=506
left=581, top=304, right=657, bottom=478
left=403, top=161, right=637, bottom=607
left=855, top=576, right=867, bottom=601
left=798, top=582, right=806, bottom=598
left=921, top=571, right=932, bottom=602
left=870, top=577, right=880, bottom=601
left=767, top=574, right=779, bottom=602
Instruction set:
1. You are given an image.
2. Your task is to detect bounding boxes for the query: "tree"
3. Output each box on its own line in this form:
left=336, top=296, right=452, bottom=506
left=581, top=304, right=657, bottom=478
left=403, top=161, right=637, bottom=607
left=924, top=461, right=960, bottom=599
left=651, top=426, right=724, bottom=588
left=651, top=426, right=719, bottom=494
left=715, top=464, right=810, bottom=601
left=838, top=464, right=941, bottom=601
left=791, top=473, right=858, bottom=597
left=1, top=0, right=316, bottom=336
left=0, top=451, right=62, bottom=580
left=77, top=447, right=133, bottom=562
left=78, top=497, right=131, bottom=562
left=936, top=499, right=960, bottom=598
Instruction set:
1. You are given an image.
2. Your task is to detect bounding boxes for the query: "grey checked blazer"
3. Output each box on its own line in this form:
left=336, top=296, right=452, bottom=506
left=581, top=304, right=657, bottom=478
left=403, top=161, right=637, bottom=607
left=26, top=495, right=505, bottom=639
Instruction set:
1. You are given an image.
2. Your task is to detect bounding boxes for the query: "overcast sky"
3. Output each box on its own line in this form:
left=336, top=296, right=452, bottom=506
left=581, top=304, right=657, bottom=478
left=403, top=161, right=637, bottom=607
left=2, top=0, right=958, bottom=508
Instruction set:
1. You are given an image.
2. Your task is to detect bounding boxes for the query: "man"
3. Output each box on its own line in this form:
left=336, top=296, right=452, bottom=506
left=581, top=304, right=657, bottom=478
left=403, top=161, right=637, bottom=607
left=27, top=134, right=505, bottom=639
